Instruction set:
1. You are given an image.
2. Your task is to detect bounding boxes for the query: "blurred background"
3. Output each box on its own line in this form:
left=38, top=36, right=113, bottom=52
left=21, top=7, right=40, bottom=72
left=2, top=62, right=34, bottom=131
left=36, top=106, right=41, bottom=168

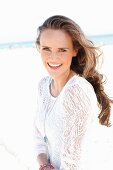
left=0, top=0, right=113, bottom=169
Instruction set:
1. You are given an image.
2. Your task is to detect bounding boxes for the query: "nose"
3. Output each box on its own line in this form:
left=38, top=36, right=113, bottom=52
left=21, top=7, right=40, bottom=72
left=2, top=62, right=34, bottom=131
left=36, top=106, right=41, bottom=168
left=50, top=52, right=58, bottom=59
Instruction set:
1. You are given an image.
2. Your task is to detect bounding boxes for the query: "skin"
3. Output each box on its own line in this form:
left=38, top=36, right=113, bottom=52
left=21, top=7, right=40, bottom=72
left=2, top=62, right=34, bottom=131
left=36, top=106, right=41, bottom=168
left=38, top=29, right=78, bottom=97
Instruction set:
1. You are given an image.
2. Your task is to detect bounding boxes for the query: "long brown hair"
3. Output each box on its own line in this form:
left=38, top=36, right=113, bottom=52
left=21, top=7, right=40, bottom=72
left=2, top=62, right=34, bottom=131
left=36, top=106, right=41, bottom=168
left=36, top=15, right=113, bottom=126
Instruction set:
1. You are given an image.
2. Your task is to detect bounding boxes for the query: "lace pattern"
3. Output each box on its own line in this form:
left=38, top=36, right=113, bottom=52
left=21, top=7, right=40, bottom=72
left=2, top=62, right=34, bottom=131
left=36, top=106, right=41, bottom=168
left=34, top=75, right=99, bottom=170
left=60, top=84, right=94, bottom=169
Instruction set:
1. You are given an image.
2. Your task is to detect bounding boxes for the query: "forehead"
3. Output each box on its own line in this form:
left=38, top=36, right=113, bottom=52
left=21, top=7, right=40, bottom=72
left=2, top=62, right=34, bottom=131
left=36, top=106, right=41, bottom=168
left=40, top=29, right=73, bottom=46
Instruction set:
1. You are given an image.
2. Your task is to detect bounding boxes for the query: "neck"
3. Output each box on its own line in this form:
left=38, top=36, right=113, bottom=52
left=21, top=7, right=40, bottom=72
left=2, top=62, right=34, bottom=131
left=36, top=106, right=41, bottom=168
left=50, top=70, right=76, bottom=97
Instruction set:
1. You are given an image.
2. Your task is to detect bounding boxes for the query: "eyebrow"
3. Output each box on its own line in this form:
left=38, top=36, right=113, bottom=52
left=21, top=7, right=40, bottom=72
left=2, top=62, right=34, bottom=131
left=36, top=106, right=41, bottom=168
left=42, top=46, right=51, bottom=48
left=42, top=46, right=69, bottom=49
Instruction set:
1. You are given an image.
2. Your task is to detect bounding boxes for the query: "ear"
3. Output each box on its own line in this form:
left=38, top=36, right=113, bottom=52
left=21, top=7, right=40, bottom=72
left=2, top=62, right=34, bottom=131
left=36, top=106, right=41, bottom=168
left=73, top=48, right=78, bottom=57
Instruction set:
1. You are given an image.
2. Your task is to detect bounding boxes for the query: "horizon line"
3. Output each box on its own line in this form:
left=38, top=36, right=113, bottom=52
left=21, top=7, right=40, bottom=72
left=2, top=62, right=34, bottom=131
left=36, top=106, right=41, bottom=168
left=0, top=33, right=113, bottom=49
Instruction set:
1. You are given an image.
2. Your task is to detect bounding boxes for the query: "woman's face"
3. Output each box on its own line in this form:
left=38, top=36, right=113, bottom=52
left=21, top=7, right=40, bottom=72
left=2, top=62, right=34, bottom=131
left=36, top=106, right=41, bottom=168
left=38, top=29, right=77, bottom=78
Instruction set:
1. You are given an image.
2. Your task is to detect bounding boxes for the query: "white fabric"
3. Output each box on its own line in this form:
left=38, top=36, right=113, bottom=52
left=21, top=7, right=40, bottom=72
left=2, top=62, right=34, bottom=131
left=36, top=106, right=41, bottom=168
left=34, top=75, right=100, bottom=170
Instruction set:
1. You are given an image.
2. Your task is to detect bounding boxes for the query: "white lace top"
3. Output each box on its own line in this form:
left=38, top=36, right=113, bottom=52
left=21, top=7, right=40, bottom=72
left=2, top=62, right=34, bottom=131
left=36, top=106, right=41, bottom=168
left=34, top=75, right=99, bottom=170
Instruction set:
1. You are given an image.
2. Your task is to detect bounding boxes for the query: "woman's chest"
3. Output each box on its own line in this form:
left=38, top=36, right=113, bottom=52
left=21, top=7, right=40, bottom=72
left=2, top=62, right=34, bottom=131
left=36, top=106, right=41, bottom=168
left=36, top=96, right=64, bottom=138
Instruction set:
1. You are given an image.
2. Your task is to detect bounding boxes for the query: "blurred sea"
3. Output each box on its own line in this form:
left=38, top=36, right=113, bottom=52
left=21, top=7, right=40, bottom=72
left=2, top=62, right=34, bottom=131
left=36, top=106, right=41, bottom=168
left=0, top=34, right=113, bottom=49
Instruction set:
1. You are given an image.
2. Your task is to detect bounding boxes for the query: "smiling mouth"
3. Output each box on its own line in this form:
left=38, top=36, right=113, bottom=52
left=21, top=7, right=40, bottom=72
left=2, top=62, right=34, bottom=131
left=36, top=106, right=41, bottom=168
left=48, top=63, right=62, bottom=69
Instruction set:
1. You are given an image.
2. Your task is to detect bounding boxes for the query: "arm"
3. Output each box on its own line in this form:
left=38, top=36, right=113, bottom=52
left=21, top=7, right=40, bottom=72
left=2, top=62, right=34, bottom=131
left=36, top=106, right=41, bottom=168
left=34, top=121, right=49, bottom=165
left=60, top=84, right=94, bottom=170
left=34, top=77, right=56, bottom=169
left=34, top=81, right=49, bottom=167
left=34, top=122, right=56, bottom=169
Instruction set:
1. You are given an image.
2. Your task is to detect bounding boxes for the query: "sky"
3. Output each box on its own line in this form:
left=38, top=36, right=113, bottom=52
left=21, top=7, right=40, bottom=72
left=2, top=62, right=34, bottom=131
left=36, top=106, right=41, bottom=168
left=0, top=0, right=112, bottom=43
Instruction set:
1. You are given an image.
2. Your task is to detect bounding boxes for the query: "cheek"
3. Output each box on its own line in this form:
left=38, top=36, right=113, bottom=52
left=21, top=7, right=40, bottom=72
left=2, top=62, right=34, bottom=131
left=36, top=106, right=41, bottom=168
left=41, top=50, right=51, bottom=57
left=40, top=52, right=48, bottom=60
left=40, top=54, right=50, bottom=67
left=63, top=53, right=73, bottom=61
left=41, top=56, right=46, bottom=64
left=65, top=55, right=73, bottom=66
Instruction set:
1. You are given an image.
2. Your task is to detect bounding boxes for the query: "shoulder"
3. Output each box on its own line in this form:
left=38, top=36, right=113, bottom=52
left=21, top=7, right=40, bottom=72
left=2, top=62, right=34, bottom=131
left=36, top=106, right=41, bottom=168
left=63, top=75, right=99, bottom=114
left=38, top=75, right=50, bottom=86
left=66, top=75, right=95, bottom=94
left=38, top=75, right=51, bottom=95
left=77, top=76, right=95, bottom=96
left=64, top=75, right=97, bottom=102
left=62, top=75, right=99, bottom=120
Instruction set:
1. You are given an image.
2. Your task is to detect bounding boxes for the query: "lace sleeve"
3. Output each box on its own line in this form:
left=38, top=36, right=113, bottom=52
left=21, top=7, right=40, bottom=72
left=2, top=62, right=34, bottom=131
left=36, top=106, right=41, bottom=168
left=60, top=83, right=95, bottom=170
left=33, top=81, right=48, bottom=156
left=34, top=119, right=47, bottom=156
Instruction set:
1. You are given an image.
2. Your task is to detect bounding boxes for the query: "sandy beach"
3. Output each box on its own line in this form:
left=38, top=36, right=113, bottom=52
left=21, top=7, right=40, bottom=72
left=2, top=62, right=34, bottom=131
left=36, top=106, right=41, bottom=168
left=0, top=44, right=113, bottom=170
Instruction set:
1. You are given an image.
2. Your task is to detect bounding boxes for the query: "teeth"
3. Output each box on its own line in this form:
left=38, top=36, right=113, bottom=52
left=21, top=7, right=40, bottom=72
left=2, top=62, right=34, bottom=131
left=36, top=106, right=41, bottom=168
left=48, top=63, right=61, bottom=67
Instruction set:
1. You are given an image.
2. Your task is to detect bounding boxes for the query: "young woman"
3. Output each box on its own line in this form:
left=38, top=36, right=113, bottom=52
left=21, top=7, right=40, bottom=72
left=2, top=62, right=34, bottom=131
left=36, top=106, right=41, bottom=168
left=34, top=15, right=113, bottom=170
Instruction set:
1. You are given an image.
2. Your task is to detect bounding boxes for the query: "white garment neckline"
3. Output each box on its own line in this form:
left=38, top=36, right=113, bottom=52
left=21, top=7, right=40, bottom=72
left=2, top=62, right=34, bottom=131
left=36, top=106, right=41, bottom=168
left=48, top=74, right=79, bottom=99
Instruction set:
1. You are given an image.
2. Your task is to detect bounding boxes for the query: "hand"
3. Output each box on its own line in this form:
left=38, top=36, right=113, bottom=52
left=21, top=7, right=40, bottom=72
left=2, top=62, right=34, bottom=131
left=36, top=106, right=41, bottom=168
left=43, top=168, right=55, bottom=170
left=39, top=163, right=55, bottom=170
left=40, top=168, right=56, bottom=170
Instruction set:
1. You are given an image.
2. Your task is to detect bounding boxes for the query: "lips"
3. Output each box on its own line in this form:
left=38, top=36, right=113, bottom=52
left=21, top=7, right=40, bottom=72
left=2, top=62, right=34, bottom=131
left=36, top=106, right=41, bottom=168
left=48, top=63, right=62, bottom=69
